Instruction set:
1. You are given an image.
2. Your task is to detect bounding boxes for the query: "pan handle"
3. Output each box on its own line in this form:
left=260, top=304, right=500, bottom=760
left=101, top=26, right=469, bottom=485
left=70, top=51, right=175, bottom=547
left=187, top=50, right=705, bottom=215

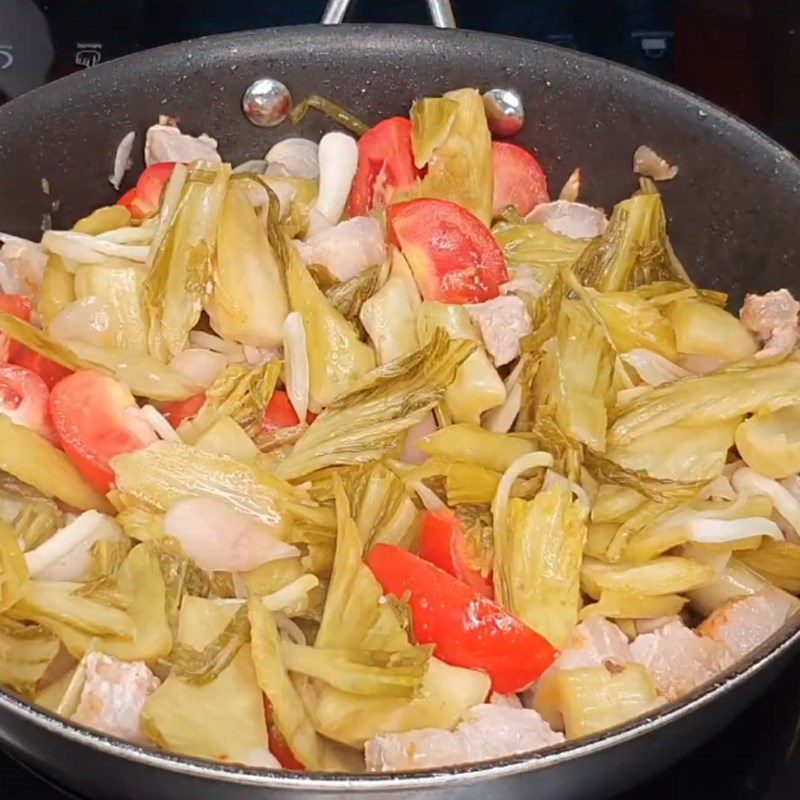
left=321, top=0, right=456, bottom=28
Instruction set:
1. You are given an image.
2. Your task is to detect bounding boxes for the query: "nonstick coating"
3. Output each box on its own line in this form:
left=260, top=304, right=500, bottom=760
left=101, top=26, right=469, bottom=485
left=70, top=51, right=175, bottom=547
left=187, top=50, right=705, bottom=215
left=0, top=23, right=799, bottom=800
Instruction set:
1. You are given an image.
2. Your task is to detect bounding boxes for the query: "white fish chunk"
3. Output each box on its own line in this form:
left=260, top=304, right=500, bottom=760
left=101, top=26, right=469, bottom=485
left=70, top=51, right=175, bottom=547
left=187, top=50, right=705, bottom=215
left=630, top=619, right=730, bottom=701
left=72, top=653, right=160, bottom=744
left=295, top=216, right=385, bottom=282
left=145, top=118, right=221, bottom=167
left=551, top=617, right=632, bottom=672
left=365, top=704, right=564, bottom=772
left=0, top=234, right=47, bottom=296
left=698, top=587, right=797, bottom=660
left=740, top=289, right=799, bottom=360
left=467, top=295, right=532, bottom=367
left=526, top=200, right=607, bottom=240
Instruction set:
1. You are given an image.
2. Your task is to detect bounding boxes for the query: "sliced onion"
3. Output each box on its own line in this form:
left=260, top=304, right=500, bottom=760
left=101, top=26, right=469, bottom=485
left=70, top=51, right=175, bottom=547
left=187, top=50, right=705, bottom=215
left=633, top=145, right=678, bottom=181
left=262, top=575, right=320, bottom=613
left=266, top=138, right=319, bottom=180
left=233, top=159, right=268, bottom=174
left=732, top=467, right=800, bottom=536
left=526, top=200, right=607, bottom=240
left=50, top=297, right=119, bottom=348
left=410, top=480, right=448, bottom=511
left=109, top=130, right=135, bottom=191
left=482, top=358, right=526, bottom=433
left=315, top=132, right=358, bottom=225
left=682, top=516, right=782, bottom=544
left=139, top=405, right=182, bottom=443
left=402, top=413, right=437, bottom=464
left=273, top=612, right=308, bottom=646
left=621, top=349, right=690, bottom=387
left=42, top=230, right=149, bottom=266
left=25, top=511, right=125, bottom=581
left=169, top=347, right=228, bottom=388
left=558, top=167, right=581, bottom=202
left=188, top=330, right=244, bottom=357
left=681, top=542, right=731, bottom=578
left=283, top=311, right=309, bottom=423
left=492, top=451, right=554, bottom=543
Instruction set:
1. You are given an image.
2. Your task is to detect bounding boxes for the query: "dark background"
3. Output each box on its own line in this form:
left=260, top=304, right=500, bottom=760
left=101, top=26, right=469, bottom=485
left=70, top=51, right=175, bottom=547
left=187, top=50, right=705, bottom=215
left=0, top=0, right=799, bottom=797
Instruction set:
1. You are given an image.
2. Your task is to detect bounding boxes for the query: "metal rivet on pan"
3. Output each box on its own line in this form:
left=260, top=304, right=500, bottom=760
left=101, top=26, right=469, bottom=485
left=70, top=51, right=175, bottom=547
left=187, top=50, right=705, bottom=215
left=482, top=88, right=525, bottom=137
left=242, top=78, right=293, bottom=127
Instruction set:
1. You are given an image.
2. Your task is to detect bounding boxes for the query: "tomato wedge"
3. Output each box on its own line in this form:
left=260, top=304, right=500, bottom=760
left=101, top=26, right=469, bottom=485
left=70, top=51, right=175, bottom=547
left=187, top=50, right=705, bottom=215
left=263, top=697, right=305, bottom=770
left=160, top=391, right=206, bottom=428
left=0, top=294, right=33, bottom=362
left=366, top=544, right=556, bottom=693
left=491, top=141, right=550, bottom=217
left=348, top=117, right=417, bottom=217
left=0, top=364, right=56, bottom=442
left=11, top=349, right=73, bottom=390
left=117, top=162, right=177, bottom=220
left=50, top=371, right=158, bottom=493
left=260, top=390, right=301, bottom=433
left=419, top=509, right=494, bottom=598
left=388, top=198, right=508, bottom=304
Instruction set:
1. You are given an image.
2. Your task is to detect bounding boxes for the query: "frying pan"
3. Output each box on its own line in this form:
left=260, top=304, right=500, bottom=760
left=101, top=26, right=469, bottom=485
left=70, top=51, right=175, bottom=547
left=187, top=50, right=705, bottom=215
left=1, top=1, right=800, bottom=798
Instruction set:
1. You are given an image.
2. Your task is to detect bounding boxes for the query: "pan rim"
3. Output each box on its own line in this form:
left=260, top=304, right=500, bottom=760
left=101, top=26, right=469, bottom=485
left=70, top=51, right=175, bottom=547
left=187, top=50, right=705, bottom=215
left=2, top=21, right=800, bottom=790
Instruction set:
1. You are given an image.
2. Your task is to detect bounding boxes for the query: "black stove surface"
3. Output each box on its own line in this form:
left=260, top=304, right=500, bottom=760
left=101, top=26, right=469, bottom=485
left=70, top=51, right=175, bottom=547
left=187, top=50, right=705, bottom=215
left=1, top=0, right=800, bottom=797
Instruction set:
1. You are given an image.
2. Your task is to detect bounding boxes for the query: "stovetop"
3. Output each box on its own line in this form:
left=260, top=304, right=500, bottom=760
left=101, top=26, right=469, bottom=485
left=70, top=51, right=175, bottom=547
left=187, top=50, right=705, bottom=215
left=1, top=0, right=800, bottom=796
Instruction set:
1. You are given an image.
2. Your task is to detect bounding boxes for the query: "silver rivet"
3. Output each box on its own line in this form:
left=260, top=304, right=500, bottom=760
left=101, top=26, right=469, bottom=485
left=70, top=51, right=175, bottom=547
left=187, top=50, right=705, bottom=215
left=482, top=88, right=525, bottom=137
left=242, top=78, right=292, bottom=127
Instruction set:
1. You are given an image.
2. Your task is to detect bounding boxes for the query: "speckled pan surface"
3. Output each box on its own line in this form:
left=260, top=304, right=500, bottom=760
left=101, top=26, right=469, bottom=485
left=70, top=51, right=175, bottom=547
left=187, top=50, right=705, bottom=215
left=0, top=24, right=800, bottom=800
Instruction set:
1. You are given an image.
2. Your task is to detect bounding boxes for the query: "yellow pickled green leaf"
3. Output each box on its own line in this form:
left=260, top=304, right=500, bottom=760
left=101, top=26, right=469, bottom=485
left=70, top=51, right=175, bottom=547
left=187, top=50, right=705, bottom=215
left=581, top=555, right=714, bottom=598
left=410, top=96, right=459, bottom=169
left=579, top=590, right=686, bottom=621
left=0, top=617, right=59, bottom=695
left=735, top=404, right=800, bottom=479
left=0, top=520, right=28, bottom=613
left=417, top=423, right=536, bottom=472
left=664, top=299, right=757, bottom=362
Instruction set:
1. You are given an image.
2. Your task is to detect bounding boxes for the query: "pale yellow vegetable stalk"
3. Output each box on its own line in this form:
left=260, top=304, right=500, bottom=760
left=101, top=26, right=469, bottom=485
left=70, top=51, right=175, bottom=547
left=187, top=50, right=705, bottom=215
left=206, top=181, right=288, bottom=347
left=581, top=555, right=714, bottom=598
left=579, top=590, right=686, bottom=620
left=417, top=301, right=505, bottom=424
left=495, top=484, right=588, bottom=649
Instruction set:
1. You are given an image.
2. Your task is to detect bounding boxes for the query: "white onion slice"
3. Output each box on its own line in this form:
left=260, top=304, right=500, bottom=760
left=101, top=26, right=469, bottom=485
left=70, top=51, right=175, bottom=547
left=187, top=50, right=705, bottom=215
left=139, top=405, right=182, bottom=443
left=169, top=348, right=228, bottom=388
left=410, top=481, right=447, bottom=511
left=492, top=451, right=554, bottom=543
left=732, top=467, right=800, bottom=536
left=283, top=311, right=309, bottom=423
left=109, top=130, right=135, bottom=191
left=188, top=330, right=244, bottom=357
left=315, top=132, right=358, bottom=225
left=621, top=349, right=690, bottom=387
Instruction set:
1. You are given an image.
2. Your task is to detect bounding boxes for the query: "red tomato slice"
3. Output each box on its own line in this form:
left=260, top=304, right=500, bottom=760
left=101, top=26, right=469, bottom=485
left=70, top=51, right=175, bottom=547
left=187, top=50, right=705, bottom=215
left=263, top=698, right=305, bottom=770
left=160, top=391, right=206, bottom=428
left=117, top=162, right=177, bottom=220
left=49, top=371, right=158, bottom=493
left=348, top=118, right=417, bottom=217
left=0, top=294, right=33, bottom=362
left=116, top=187, right=139, bottom=212
left=260, top=390, right=301, bottom=433
left=491, top=141, right=550, bottom=217
left=0, top=364, right=56, bottom=442
left=366, top=544, right=556, bottom=693
left=388, top=198, right=508, bottom=304
left=419, top=509, right=494, bottom=598
left=11, top=349, right=73, bottom=390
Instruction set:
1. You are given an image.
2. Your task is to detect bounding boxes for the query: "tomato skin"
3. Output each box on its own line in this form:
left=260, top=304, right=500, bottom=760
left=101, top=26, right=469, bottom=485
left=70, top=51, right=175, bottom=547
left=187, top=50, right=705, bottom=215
left=0, top=295, right=33, bottom=361
left=117, top=162, right=177, bottom=220
left=388, top=198, right=508, bottom=304
left=260, top=390, right=301, bottom=433
left=348, top=118, right=417, bottom=217
left=263, top=698, right=305, bottom=770
left=160, top=392, right=206, bottom=428
left=49, top=371, right=158, bottom=493
left=419, top=509, right=494, bottom=598
left=366, top=544, right=556, bottom=693
left=0, top=364, right=56, bottom=442
left=11, top=349, right=73, bottom=390
left=491, top=141, right=550, bottom=217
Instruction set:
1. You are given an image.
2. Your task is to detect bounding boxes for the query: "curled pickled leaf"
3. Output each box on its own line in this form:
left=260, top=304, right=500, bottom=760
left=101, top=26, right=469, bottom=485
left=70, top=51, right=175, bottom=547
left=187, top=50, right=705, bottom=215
left=164, top=604, right=250, bottom=686
left=0, top=520, right=28, bottom=613
left=417, top=301, right=505, bottom=425
left=206, top=180, right=288, bottom=349
left=664, top=299, right=757, bottom=362
left=410, top=96, right=459, bottom=169
left=288, top=94, right=369, bottom=136
left=0, top=474, right=64, bottom=552
left=325, top=263, right=385, bottom=327
left=0, top=617, right=59, bottom=695
left=179, top=361, right=281, bottom=443
left=274, top=330, right=474, bottom=480
left=739, top=539, right=800, bottom=593
left=145, top=163, right=230, bottom=361
left=281, top=643, right=430, bottom=698
left=573, top=186, right=692, bottom=292
left=142, top=597, right=271, bottom=767
left=360, top=275, right=420, bottom=365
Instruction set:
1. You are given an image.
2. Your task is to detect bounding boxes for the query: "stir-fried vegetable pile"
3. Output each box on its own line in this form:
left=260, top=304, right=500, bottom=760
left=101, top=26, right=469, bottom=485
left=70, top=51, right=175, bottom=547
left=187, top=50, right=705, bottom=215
left=0, top=91, right=798, bottom=774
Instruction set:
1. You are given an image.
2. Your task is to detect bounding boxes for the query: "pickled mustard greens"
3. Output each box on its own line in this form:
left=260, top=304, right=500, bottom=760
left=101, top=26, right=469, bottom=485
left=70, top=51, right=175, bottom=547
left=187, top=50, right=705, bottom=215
left=0, top=84, right=798, bottom=777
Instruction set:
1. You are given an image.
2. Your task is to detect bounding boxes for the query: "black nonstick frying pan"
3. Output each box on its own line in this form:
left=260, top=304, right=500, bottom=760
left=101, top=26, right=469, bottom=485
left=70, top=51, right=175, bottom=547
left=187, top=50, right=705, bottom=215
left=1, top=1, right=800, bottom=798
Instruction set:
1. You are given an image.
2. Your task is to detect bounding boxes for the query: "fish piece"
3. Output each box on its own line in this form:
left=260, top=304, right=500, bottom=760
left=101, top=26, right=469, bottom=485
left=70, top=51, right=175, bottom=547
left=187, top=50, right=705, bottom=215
left=365, top=704, right=564, bottom=771
left=740, top=289, right=799, bottom=360
left=467, top=295, right=532, bottom=367
left=72, top=652, right=160, bottom=744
